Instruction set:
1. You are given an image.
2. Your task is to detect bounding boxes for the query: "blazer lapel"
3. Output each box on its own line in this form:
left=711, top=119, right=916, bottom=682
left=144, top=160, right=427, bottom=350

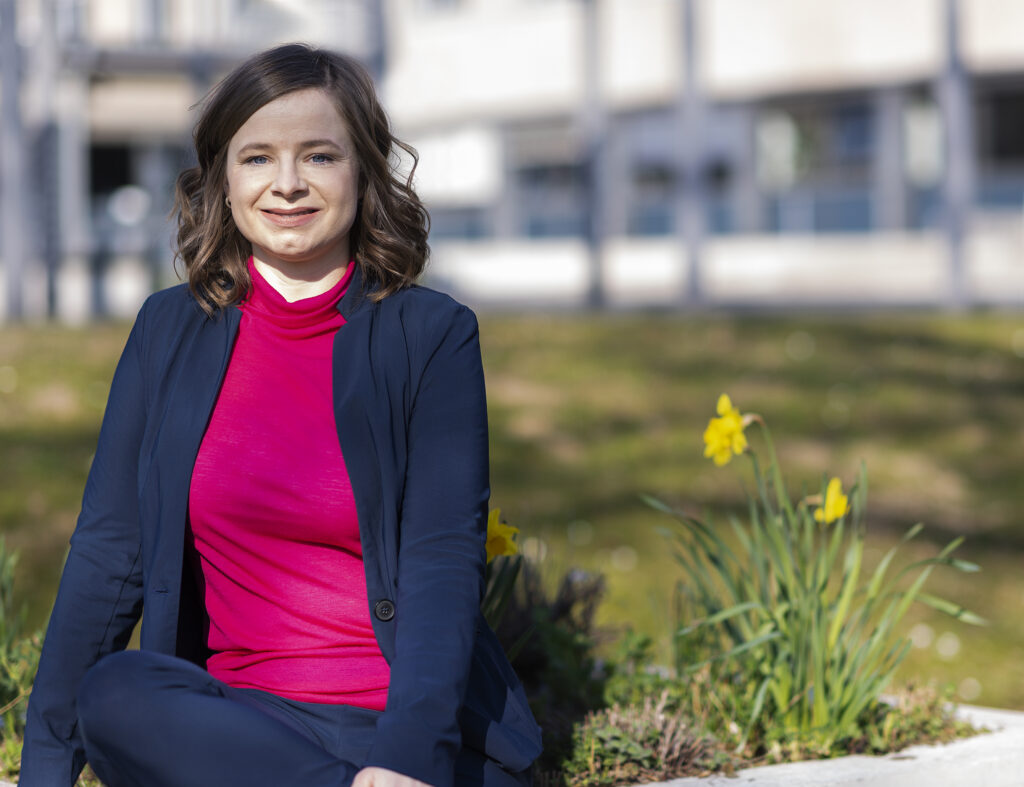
left=142, top=306, right=241, bottom=652
left=333, top=266, right=397, bottom=659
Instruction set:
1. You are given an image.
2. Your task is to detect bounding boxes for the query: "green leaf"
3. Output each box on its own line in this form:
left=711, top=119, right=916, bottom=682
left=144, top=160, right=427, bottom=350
left=948, top=559, right=981, bottom=573
left=678, top=601, right=763, bottom=635
left=641, top=494, right=676, bottom=515
left=916, top=593, right=988, bottom=626
left=828, top=538, right=863, bottom=651
left=738, top=676, right=772, bottom=752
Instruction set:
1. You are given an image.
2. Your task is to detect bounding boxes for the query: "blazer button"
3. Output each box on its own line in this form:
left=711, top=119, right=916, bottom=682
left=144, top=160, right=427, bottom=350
left=374, top=599, right=395, bottom=621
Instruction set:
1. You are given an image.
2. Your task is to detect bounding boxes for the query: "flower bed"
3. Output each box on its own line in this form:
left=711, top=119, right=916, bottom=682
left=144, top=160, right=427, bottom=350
left=655, top=704, right=1024, bottom=787
left=498, top=396, right=987, bottom=785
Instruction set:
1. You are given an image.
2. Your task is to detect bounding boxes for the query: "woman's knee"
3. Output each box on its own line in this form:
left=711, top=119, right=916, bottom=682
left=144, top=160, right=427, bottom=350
left=77, top=651, right=198, bottom=743
left=79, top=652, right=142, bottom=711
left=77, top=651, right=143, bottom=747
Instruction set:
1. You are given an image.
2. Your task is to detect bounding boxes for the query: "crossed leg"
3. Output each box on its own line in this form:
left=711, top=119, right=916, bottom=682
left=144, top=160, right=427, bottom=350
left=76, top=651, right=362, bottom=787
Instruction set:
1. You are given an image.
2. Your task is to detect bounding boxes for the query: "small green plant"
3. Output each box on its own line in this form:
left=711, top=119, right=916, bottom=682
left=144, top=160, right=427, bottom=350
left=562, top=690, right=733, bottom=786
left=750, top=681, right=980, bottom=764
left=0, top=734, right=22, bottom=779
left=496, top=562, right=610, bottom=777
left=0, top=536, right=44, bottom=784
left=0, top=537, right=40, bottom=745
left=602, top=630, right=671, bottom=709
left=858, top=682, right=978, bottom=755
left=648, top=394, right=985, bottom=755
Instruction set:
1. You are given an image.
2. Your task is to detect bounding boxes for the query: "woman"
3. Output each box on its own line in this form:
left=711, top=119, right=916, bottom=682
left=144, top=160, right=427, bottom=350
left=20, top=43, right=542, bottom=787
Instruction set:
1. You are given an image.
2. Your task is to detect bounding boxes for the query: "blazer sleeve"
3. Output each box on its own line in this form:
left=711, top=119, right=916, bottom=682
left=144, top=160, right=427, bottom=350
left=19, top=305, right=149, bottom=787
left=363, top=304, right=490, bottom=786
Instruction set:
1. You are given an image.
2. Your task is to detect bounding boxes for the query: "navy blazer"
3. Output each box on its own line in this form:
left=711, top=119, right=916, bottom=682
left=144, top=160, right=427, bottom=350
left=20, top=267, right=543, bottom=786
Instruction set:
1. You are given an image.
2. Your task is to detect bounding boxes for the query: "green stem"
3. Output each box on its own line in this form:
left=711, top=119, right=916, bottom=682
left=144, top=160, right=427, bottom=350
left=753, top=419, right=795, bottom=522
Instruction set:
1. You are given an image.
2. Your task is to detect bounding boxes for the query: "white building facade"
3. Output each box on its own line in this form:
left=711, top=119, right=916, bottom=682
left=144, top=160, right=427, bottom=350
left=0, top=0, right=380, bottom=321
left=2, top=0, right=1024, bottom=319
left=387, top=0, right=1024, bottom=309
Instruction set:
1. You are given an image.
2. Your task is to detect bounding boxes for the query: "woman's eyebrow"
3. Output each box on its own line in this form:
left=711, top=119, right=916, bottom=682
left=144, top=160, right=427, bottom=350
left=297, top=138, right=346, bottom=151
left=235, top=142, right=271, bottom=156
left=234, top=139, right=345, bottom=156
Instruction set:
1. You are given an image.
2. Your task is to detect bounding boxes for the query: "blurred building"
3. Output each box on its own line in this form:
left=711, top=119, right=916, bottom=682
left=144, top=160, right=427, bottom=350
left=2, top=0, right=1024, bottom=319
left=0, top=0, right=380, bottom=321
left=388, top=0, right=1024, bottom=309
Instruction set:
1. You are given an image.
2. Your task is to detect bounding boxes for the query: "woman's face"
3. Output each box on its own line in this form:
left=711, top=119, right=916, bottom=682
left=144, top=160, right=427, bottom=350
left=224, top=88, right=360, bottom=281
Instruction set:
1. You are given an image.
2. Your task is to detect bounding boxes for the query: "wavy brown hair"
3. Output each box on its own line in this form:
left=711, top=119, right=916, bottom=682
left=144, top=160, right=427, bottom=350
left=174, top=43, right=429, bottom=313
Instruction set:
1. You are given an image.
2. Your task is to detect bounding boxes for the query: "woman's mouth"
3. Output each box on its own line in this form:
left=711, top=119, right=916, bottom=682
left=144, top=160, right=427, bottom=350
left=262, top=207, right=319, bottom=227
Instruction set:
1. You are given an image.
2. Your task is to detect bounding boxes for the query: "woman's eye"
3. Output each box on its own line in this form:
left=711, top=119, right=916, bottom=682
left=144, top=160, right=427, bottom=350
left=310, top=153, right=334, bottom=164
left=245, top=155, right=269, bottom=165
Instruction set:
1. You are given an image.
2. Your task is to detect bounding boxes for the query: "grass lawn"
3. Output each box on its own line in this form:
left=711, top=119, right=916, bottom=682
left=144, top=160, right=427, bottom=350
left=2, top=310, right=1023, bottom=708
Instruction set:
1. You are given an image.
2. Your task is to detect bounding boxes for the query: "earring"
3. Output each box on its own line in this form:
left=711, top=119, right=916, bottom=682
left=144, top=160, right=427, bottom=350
left=225, top=196, right=232, bottom=209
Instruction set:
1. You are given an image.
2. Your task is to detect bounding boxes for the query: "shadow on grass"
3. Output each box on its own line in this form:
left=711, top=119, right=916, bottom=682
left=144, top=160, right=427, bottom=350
left=0, top=427, right=99, bottom=629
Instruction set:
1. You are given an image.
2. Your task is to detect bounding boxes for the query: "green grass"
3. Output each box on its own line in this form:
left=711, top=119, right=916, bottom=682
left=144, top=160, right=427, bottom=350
left=479, top=311, right=1024, bottom=709
left=2, top=311, right=1023, bottom=707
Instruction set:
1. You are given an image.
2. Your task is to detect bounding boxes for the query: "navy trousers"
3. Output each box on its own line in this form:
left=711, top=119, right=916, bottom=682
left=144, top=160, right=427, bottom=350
left=76, top=651, right=530, bottom=787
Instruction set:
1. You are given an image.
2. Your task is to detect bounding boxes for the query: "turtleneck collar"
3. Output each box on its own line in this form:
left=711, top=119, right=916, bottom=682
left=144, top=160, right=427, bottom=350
left=240, top=257, right=354, bottom=339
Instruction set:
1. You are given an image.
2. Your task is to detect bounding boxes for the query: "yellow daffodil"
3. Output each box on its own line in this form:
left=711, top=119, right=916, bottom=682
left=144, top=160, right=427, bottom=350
left=703, top=394, right=748, bottom=466
left=814, top=477, right=850, bottom=524
left=485, top=508, right=519, bottom=563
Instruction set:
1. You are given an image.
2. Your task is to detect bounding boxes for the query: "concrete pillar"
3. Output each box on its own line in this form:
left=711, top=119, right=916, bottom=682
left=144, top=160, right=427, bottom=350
left=600, top=119, right=629, bottom=238
left=581, top=0, right=606, bottom=307
left=56, top=73, right=93, bottom=321
left=937, top=0, right=974, bottom=306
left=874, top=87, right=908, bottom=231
left=137, top=144, right=174, bottom=290
left=140, top=0, right=162, bottom=41
left=491, top=126, right=518, bottom=240
left=675, top=0, right=705, bottom=303
left=366, top=0, right=388, bottom=82
left=733, top=104, right=764, bottom=233
left=33, top=0, right=61, bottom=317
left=1, top=0, right=27, bottom=321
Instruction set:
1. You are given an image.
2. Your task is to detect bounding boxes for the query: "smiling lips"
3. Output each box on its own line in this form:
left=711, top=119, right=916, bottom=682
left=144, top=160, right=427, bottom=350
left=262, top=207, right=320, bottom=227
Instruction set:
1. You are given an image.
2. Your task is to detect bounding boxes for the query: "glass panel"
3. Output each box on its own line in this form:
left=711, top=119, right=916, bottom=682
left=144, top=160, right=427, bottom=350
left=429, top=208, right=491, bottom=240
left=516, top=163, right=586, bottom=239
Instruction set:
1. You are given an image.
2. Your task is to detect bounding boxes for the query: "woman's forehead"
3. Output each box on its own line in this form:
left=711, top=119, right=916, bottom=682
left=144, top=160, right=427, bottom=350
left=229, top=89, right=351, bottom=149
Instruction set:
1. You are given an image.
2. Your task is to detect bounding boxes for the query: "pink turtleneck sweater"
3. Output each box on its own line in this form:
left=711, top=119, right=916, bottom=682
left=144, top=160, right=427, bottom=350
left=187, top=259, right=390, bottom=709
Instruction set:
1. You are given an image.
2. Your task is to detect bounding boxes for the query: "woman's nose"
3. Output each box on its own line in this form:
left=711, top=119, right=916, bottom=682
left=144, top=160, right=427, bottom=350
left=272, top=160, right=307, bottom=197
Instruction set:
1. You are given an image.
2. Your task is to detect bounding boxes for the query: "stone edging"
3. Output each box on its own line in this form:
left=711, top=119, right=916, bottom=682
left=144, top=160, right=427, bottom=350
left=5, top=705, right=1022, bottom=787
left=641, top=704, right=1024, bottom=787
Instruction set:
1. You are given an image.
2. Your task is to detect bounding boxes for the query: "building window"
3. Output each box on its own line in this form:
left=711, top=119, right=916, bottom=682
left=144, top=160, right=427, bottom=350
left=619, top=109, right=675, bottom=237
left=429, top=208, right=491, bottom=240
left=909, top=186, right=943, bottom=230
left=704, top=160, right=735, bottom=235
left=757, top=99, right=875, bottom=233
left=517, top=163, right=587, bottom=238
left=90, top=145, right=133, bottom=196
left=903, top=90, right=943, bottom=228
left=628, top=163, right=674, bottom=236
left=977, top=83, right=1024, bottom=165
left=975, top=81, right=1024, bottom=210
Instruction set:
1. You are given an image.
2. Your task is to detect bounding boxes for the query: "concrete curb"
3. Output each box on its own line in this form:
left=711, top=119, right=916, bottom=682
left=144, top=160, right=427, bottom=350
left=645, top=705, right=1024, bottom=787
left=4, top=705, right=1021, bottom=787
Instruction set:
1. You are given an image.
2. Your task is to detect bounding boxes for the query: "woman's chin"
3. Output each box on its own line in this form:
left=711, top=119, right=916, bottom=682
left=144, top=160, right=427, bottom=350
left=256, top=249, right=342, bottom=272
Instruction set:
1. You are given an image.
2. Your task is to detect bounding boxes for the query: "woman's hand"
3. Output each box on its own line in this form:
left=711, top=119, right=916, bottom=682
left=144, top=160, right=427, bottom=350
left=352, top=766, right=435, bottom=787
